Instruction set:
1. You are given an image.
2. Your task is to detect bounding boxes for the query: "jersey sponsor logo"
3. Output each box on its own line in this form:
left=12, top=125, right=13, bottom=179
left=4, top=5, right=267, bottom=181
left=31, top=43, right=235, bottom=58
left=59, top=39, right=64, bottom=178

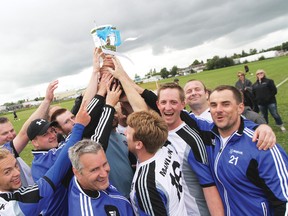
left=228, top=149, right=243, bottom=165
left=104, top=205, right=120, bottom=216
left=229, top=149, right=243, bottom=155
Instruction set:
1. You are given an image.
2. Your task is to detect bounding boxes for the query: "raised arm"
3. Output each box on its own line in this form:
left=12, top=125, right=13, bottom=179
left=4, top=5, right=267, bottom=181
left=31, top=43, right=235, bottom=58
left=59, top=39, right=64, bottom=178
left=82, top=48, right=102, bottom=103
left=45, top=100, right=90, bottom=186
left=91, top=80, right=122, bottom=150
left=13, top=80, right=58, bottom=153
left=108, top=57, right=148, bottom=112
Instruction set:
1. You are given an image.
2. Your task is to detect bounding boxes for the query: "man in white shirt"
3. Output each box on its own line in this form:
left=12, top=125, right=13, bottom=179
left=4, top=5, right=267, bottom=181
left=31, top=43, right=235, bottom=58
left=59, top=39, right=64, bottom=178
left=184, top=79, right=212, bottom=122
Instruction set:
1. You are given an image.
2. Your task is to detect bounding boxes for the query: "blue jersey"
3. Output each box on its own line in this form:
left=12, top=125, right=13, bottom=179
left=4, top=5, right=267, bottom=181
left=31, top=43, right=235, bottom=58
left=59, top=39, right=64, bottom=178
left=205, top=120, right=288, bottom=215
left=0, top=177, right=54, bottom=216
left=0, top=123, right=84, bottom=216
left=31, top=138, right=68, bottom=216
left=2, top=141, right=34, bottom=187
left=68, top=176, right=134, bottom=216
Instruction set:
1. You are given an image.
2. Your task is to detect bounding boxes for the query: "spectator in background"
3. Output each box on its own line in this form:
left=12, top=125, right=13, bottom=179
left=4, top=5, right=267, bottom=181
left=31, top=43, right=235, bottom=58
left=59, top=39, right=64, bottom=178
left=183, top=79, right=213, bottom=122
left=252, top=69, right=286, bottom=132
left=174, top=78, right=179, bottom=85
left=235, top=71, right=257, bottom=112
left=13, top=110, right=19, bottom=121
left=244, top=64, right=249, bottom=73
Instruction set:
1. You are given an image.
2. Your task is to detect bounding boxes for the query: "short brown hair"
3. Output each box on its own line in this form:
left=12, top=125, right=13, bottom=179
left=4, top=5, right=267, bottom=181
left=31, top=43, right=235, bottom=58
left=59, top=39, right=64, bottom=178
left=157, top=83, right=185, bottom=102
left=0, top=117, right=9, bottom=124
left=185, top=79, right=207, bottom=92
left=127, top=110, right=168, bottom=154
left=211, top=85, right=242, bottom=104
left=0, top=148, right=11, bottom=161
left=50, top=108, right=68, bottom=123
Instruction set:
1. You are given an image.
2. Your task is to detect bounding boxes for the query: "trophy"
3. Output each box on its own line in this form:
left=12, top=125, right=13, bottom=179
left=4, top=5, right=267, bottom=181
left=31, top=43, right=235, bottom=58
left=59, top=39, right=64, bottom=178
left=90, top=24, right=121, bottom=52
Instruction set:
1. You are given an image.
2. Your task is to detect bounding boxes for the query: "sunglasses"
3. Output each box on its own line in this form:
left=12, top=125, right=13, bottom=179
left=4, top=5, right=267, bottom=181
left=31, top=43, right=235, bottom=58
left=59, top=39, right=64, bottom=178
left=256, top=72, right=264, bottom=75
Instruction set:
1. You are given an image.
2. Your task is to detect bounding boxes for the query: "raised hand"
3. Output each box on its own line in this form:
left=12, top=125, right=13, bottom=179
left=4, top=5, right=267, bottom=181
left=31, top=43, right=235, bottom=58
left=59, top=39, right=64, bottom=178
left=75, top=100, right=91, bottom=127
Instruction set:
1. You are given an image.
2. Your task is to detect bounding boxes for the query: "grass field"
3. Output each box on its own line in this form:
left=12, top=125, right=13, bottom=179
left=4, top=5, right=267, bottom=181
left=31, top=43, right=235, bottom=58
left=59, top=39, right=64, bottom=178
left=1, top=55, right=288, bottom=165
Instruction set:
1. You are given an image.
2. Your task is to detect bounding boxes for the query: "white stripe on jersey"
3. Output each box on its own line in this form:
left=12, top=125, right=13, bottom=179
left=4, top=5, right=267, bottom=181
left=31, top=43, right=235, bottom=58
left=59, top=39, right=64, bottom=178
left=270, top=146, right=288, bottom=200
left=17, top=185, right=39, bottom=195
left=182, top=125, right=208, bottom=164
left=87, top=97, right=99, bottom=114
left=138, top=165, right=154, bottom=216
left=91, top=106, right=112, bottom=142
left=79, top=193, right=94, bottom=216
left=243, top=128, right=254, bottom=138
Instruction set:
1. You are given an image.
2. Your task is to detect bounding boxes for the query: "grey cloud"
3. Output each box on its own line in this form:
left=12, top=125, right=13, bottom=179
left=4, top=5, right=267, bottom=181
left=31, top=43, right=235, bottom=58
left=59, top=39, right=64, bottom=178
left=0, top=0, right=287, bottom=99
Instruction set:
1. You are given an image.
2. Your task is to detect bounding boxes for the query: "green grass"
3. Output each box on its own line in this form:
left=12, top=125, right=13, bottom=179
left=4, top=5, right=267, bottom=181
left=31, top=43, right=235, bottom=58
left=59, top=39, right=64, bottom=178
left=1, top=56, right=287, bottom=165
left=1, top=100, right=75, bottom=165
left=141, top=55, right=288, bottom=153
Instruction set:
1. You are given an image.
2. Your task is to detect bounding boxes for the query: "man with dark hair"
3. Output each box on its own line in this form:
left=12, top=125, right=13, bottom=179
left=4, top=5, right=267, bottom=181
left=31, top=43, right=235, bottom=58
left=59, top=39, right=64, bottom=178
left=204, top=85, right=288, bottom=215
left=0, top=117, right=16, bottom=146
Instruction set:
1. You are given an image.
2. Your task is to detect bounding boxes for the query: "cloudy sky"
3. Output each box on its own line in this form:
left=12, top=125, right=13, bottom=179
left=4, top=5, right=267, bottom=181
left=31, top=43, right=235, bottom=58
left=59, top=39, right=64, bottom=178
left=1, top=0, right=287, bottom=105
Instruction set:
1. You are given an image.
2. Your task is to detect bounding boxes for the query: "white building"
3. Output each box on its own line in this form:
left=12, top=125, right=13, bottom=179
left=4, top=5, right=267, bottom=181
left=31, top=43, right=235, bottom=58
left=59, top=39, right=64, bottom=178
left=234, top=51, right=279, bottom=64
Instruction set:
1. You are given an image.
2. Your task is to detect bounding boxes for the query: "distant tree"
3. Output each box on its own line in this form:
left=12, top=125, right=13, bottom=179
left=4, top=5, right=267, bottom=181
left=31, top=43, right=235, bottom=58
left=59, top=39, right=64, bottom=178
left=259, top=49, right=265, bottom=53
left=145, top=70, right=151, bottom=78
left=4, top=102, right=15, bottom=106
left=17, top=99, right=25, bottom=104
left=232, top=53, right=241, bottom=59
left=152, top=68, right=157, bottom=75
left=206, top=56, right=220, bottom=70
left=170, top=66, right=178, bottom=77
left=192, top=60, right=200, bottom=65
left=258, top=56, right=266, bottom=61
left=249, top=48, right=257, bottom=55
left=206, top=56, right=234, bottom=70
left=282, top=41, right=288, bottom=51
left=160, top=67, right=169, bottom=79
left=190, top=68, right=195, bottom=74
left=241, top=50, right=248, bottom=57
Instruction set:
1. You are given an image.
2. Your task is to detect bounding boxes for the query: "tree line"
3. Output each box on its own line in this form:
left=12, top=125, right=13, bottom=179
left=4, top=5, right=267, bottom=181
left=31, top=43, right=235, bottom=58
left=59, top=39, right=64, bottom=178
left=140, top=41, right=288, bottom=79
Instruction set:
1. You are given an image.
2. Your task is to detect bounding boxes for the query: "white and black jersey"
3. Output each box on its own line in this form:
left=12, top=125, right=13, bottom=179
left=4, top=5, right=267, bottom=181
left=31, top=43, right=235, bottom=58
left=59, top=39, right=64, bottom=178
left=168, top=122, right=213, bottom=215
left=130, top=142, right=187, bottom=216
